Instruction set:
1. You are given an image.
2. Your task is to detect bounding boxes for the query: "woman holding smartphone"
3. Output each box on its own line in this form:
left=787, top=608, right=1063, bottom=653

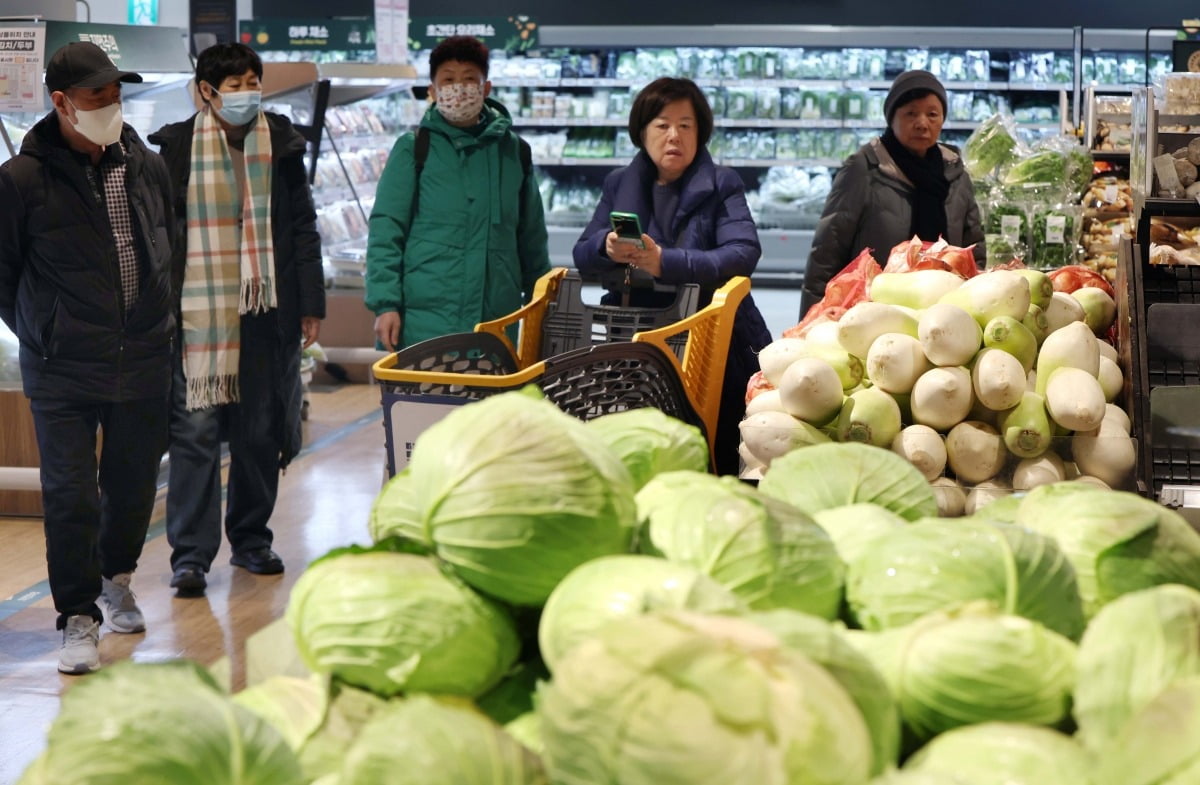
left=573, top=77, right=771, bottom=476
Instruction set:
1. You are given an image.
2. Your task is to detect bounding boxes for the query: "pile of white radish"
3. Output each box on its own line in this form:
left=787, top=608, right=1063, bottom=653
left=740, top=268, right=1135, bottom=516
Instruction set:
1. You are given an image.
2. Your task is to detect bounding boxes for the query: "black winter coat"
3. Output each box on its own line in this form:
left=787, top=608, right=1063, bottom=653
left=148, top=112, right=326, bottom=338
left=0, top=112, right=175, bottom=401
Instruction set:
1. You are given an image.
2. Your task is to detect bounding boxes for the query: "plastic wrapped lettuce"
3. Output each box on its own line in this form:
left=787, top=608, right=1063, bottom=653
left=538, top=610, right=873, bottom=785
left=749, top=609, right=901, bottom=777
left=903, top=722, right=1094, bottom=785
left=333, top=695, right=547, bottom=785
left=847, top=604, right=1077, bottom=742
left=1095, top=678, right=1200, bottom=785
left=1001, top=150, right=1067, bottom=187
left=637, top=471, right=845, bottom=618
left=17, top=660, right=302, bottom=785
left=1074, top=584, right=1200, bottom=753
left=846, top=518, right=1085, bottom=640
left=538, top=554, right=743, bottom=671
left=963, top=113, right=1020, bottom=179
left=759, top=442, right=938, bottom=521
left=399, top=388, right=637, bottom=605
left=1013, top=482, right=1200, bottom=617
left=285, top=548, right=520, bottom=698
left=586, top=407, right=709, bottom=490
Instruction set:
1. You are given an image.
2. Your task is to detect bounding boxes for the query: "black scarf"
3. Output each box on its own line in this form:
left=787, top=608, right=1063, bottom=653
left=880, top=128, right=950, bottom=243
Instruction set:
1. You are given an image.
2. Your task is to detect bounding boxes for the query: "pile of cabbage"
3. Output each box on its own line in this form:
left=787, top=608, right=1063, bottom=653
left=745, top=265, right=1133, bottom=515
left=20, top=389, right=1200, bottom=785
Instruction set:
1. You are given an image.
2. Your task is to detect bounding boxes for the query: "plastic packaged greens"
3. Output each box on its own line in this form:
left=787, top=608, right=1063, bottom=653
left=781, top=48, right=805, bottom=80
left=963, top=114, right=1021, bottom=179
left=725, top=87, right=757, bottom=120
left=842, top=90, right=867, bottom=121
left=758, top=87, right=782, bottom=120
left=781, top=88, right=804, bottom=120
left=1032, top=206, right=1082, bottom=269
left=987, top=202, right=1030, bottom=247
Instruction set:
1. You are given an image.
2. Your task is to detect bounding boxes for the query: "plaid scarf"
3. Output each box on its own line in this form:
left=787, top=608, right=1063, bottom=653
left=181, top=106, right=276, bottom=409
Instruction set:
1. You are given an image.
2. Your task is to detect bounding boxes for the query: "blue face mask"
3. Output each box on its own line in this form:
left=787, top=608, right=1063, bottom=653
left=213, top=89, right=262, bottom=126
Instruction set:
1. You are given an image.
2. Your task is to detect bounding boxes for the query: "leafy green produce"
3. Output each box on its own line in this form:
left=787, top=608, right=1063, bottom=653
left=846, top=518, right=1085, bottom=640
left=538, top=610, right=873, bottom=785
left=1001, top=150, right=1067, bottom=187
left=1074, top=584, right=1200, bottom=752
left=1095, top=678, right=1200, bottom=785
left=811, top=503, right=905, bottom=564
left=285, top=550, right=520, bottom=698
left=335, top=695, right=547, bottom=785
left=400, top=388, right=637, bottom=606
left=232, top=674, right=328, bottom=751
left=18, top=660, right=302, bottom=785
left=538, top=554, right=743, bottom=671
left=1014, top=482, right=1200, bottom=616
left=586, top=407, right=709, bottom=490
left=963, top=114, right=1019, bottom=179
left=1032, top=208, right=1076, bottom=269
left=759, top=442, right=938, bottom=521
left=904, top=722, right=1094, bottom=785
left=637, top=471, right=844, bottom=618
left=985, top=202, right=1028, bottom=242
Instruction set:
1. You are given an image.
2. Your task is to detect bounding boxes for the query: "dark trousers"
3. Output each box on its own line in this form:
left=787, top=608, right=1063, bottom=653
left=166, top=314, right=288, bottom=571
left=30, top=396, right=169, bottom=629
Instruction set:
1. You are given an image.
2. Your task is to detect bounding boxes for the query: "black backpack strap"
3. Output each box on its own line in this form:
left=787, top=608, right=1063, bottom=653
left=410, top=126, right=431, bottom=220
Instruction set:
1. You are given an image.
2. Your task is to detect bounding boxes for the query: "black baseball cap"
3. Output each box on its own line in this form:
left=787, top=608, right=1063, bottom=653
left=44, top=41, right=143, bottom=93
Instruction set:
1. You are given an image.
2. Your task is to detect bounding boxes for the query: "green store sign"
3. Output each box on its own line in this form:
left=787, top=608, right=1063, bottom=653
left=43, top=21, right=191, bottom=73
left=238, top=18, right=375, bottom=53
left=409, top=16, right=538, bottom=55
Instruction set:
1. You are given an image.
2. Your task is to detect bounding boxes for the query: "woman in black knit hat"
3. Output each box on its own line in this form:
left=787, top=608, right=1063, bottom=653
left=800, top=69, right=985, bottom=317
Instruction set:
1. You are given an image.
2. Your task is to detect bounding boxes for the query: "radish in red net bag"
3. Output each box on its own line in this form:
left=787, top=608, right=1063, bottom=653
left=1048, top=266, right=1115, bottom=298
left=884, top=236, right=979, bottom=278
left=786, top=248, right=880, bottom=336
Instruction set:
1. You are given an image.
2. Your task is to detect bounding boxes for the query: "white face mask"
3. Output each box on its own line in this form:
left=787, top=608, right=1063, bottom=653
left=435, top=82, right=485, bottom=125
left=65, top=96, right=124, bottom=147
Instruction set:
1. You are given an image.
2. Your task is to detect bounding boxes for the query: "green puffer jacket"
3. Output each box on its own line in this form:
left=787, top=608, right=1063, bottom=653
left=365, top=98, right=551, bottom=348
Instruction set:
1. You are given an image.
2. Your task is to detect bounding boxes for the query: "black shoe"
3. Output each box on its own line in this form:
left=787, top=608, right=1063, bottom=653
left=170, top=565, right=207, bottom=597
left=230, top=547, right=284, bottom=575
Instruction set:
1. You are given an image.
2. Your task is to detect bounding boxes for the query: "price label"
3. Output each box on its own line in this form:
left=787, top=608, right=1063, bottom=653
left=1104, top=184, right=1118, bottom=205
left=1001, top=214, right=1022, bottom=244
left=1046, top=214, right=1067, bottom=245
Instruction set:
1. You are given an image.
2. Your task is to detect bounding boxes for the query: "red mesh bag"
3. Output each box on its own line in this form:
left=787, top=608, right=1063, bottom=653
left=786, top=248, right=880, bottom=337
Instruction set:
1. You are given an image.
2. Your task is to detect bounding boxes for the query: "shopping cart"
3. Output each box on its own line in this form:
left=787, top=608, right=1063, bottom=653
left=372, top=269, right=749, bottom=476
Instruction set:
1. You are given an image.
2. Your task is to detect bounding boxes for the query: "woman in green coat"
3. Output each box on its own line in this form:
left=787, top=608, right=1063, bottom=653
left=365, top=36, right=551, bottom=350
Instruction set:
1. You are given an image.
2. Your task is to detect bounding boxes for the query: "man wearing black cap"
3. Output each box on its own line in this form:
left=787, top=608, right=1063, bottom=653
left=0, top=41, right=175, bottom=673
left=801, top=69, right=985, bottom=317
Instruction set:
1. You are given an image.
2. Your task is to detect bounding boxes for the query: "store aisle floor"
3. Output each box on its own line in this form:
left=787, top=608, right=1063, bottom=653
left=0, top=383, right=387, bottom=785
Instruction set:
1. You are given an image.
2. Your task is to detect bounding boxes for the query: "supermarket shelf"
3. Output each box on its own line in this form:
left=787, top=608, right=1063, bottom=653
left=534, top=157, right=843, bottom=168
left=495, top=76, right=1073, bottom=91
left=517, top=117, right=1061, bottom=132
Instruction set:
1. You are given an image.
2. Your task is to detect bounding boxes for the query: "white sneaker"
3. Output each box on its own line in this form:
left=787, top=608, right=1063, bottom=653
left=58, top=615, right=100, bottom=674
left=99, top=573, right=145, bottom=633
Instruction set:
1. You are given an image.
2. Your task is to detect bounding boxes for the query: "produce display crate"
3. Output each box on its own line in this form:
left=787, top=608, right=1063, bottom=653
left=373, top=271, right=749, bottom=476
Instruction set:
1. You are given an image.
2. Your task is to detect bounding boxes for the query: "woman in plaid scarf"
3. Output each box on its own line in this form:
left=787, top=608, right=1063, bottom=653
left=149, top=43, right=325, bottom=597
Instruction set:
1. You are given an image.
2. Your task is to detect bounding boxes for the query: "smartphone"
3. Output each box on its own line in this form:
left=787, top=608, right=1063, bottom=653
left=609, top=211, right=645, bottom=249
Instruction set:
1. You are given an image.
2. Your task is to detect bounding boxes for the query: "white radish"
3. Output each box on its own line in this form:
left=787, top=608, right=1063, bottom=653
left=1044, top=291, right=1086, bottom=333
left=758, top=338, right=808, bottom=387
left=966, top=481, right=1012, bottom=516
left=739, top=441, right=766, bottom=472
left=866, top=333, right=931, bottom=394
left=892, top=424, right=948, bottom=481
left=739, top=410, right=830, bottom=466
left=946, top=420, right=1008, bottom=484
left=836, top=387, right=903, bottom=448
left=1071, top=286, right=1118, bottom=335
left=931, top=476, right=967, bottom=517
left=910, top=366, right=974, bottom=431
left=746, top=389, right=786, bottom=416
left=803, top=345, right=864, bottom=391
left=1072, top=419, right=1137, bottom=488
left=869, top=269, right=966, bottom=309
left=1035, top=321, right=1100, bottom=397
left=938, top=269, right=1032, bottom=327
left=972, top=348, right=1027, bottom=411
left=837, top=302, right=919, bottom=359
left=1045, top=367, right=1107, bottom=432
left=1012, top=452, right=1067, bottom=490
left=1104, top=403, right=1132, bottom=434
left=1074, top=475, right=1112, bottom=490
left=778, top=357, right=844, bottom=425
left=1096, top=338, right=1119, bottom=363
left=918, top=303, right=982, bottom=366
left=803, top=320, right=844, bottom=351
left=1097, top=356, right=1123, bottom=403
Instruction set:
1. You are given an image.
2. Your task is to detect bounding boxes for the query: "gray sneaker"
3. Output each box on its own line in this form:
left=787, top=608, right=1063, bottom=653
left=58, top=615, right=100, bottom=674
left=99, top=573, right=145, bottom=633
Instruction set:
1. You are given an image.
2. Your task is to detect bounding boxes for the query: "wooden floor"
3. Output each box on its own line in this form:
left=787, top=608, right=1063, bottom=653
left=0, top=382, right=387, bottom=784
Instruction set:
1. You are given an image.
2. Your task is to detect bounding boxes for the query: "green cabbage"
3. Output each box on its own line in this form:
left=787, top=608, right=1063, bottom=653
left=1095, top=678, right=1200, bottom=785
left=903, top=722, right=1094, bottom=785
left=1015, top=483, right=1200, bottom=616
left=369, top=467, right=428, bottom=546
left=335, top=695, right=547, bottom=785
left=1074, top=584, right=1200, bottom=752
left=963, top=114, right=1019, bottom=179
left=285, top=549, right=520, bottom=698
left=295, top=684, right=388, bottom=782
left=232, top=674, right=328, bottom=751
left=811, top=503, right=905, bottom=564
left=538, top=610, right=873, bottom=785
left=505, top=712, right=544, bottom=755
left=18, top=660, right=301, bottom=785
left=637, top=471, right=845, bottom=618
left=758, top=442, right=938, bottom=521
left=970, top=492, right=1023, bottom=523
left=849, top=605, right=1077, bottom=742
left=748, top=609, right=901, bottom=776
left=538, top=554, right=743, bottom=671
left=846, top=518, right=1085, bottom=639
left=869, top=773, right=970, bottom=785
left=586, top=407, right=709, bottom=489
left=399, top=389, right=637, bottom=605
left=477, top=658, right=550, bottom=726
